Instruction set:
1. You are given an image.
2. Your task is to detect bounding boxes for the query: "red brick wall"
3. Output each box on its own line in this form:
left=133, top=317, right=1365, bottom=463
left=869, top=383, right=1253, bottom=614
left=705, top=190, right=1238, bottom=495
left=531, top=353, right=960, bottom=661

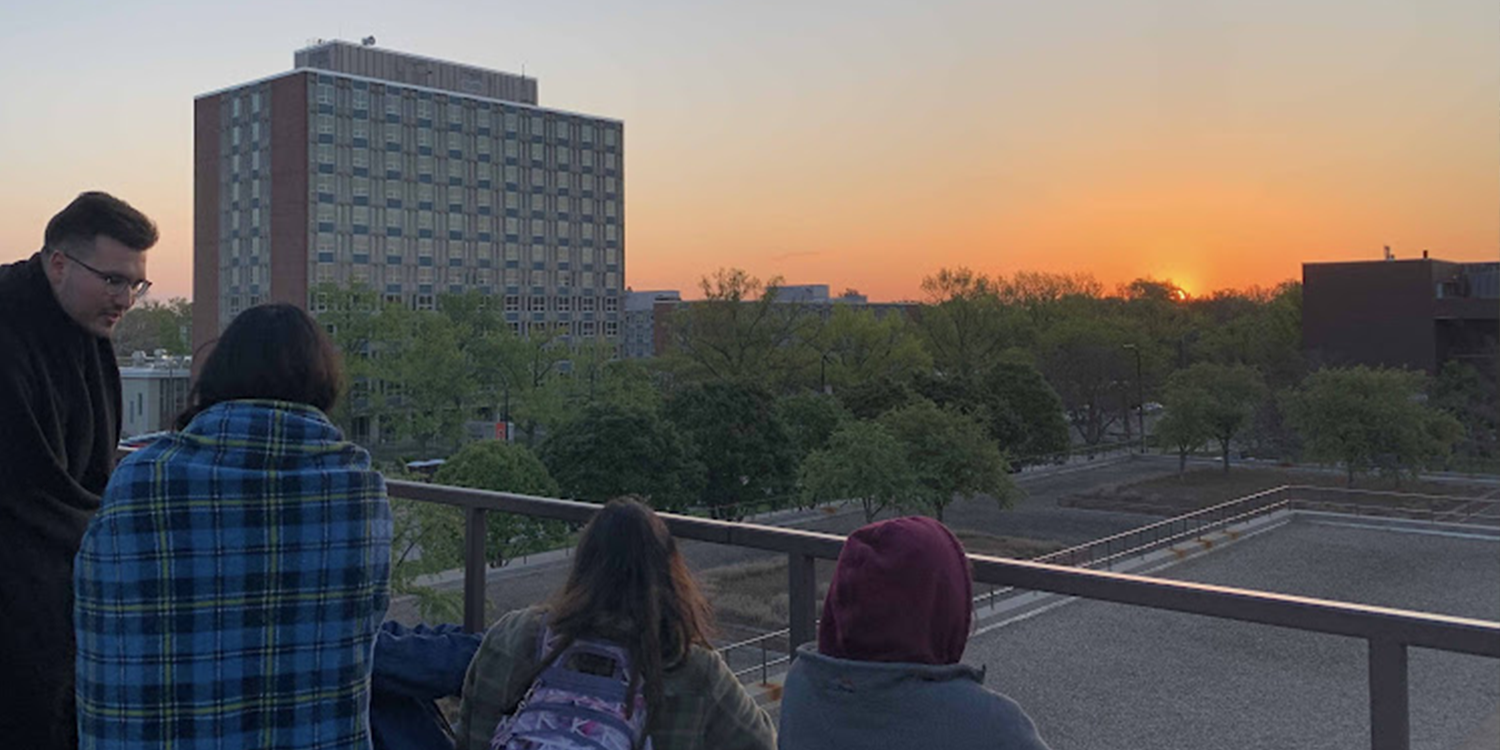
left=190, top=95, right=221, bottom=378
left=269, top=73, right=309, bottom=309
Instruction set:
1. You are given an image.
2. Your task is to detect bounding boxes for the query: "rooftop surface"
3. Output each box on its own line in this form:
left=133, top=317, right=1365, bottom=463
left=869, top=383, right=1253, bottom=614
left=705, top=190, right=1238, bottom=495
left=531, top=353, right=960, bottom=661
left=968, top=514, right=1500, bottom=750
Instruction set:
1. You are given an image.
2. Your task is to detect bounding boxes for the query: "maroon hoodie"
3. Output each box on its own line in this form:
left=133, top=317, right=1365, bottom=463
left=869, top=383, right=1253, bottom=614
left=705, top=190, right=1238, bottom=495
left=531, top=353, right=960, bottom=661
left=818, top=516, right=973, bottom=665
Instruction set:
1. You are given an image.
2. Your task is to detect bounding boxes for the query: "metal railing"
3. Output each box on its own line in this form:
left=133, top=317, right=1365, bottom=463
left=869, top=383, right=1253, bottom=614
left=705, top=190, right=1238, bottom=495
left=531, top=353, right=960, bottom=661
left=970, top=485, right=1292, bottom=610
left=386, top=479, right=1500, bottom=750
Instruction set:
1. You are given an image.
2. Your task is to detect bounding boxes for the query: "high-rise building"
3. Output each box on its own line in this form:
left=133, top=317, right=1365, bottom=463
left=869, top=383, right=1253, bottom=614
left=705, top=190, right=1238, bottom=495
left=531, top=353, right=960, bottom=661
left=193, top=40, right=625, bottom=358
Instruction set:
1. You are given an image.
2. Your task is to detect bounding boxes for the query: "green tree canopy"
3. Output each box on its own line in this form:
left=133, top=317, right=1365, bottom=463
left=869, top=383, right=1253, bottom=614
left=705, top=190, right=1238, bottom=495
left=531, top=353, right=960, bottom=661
left=540, top=403, right=705, bottom=512
left=914, top=267, right=1023, bottom=382
left=1285, top=366, right=1464, bottom=486
left=1165, top=363, right=1266, bottom=473
left=659, top=268, right=817, bottom=389
left=1155, top=381, right=1213, bottom=474
left=433, top=440, right=565, bottom=565
left=810, top=304, right=931, bottom=392
left=1039, top=314, right=1149, bottom=446
left=799, top=420, right=916, bottom=523
left=665, top=381, right=798, bottom=519
left=877, top=400, right=1015, bottom=522
left=915, top=359, right=1070, bottom=467
left=114, top=297, right=192, bottom=358
left=1430, top=361, right=1498, bottom=467
left=775, top=392, right=850, bottom=467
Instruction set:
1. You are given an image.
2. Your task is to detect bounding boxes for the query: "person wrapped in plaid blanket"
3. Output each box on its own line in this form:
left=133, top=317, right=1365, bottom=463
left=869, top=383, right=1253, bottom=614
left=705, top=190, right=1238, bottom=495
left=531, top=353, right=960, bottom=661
left=74, top=303, right=392, bottom=749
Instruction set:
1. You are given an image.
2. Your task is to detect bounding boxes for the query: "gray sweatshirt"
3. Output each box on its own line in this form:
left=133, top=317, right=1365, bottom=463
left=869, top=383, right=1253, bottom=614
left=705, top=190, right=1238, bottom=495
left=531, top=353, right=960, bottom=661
left=778, top=645, right=1052, bottom=750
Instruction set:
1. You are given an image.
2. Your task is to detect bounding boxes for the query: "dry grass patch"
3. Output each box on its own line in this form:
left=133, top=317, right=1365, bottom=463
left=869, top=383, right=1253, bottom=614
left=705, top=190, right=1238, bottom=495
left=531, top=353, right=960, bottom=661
left=696, top=530, right=1063, bottom=631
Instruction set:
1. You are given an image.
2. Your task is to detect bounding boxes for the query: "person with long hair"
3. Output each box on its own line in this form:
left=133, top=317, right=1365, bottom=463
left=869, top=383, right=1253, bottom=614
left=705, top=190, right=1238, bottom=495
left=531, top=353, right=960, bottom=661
left=457, top=497, right=775, bottom=750
left=74, top=303, right=392, bottom=749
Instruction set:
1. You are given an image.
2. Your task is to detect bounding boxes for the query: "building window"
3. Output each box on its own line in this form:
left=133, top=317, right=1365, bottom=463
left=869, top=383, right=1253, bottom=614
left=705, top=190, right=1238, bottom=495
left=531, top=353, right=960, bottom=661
left=504, top=295, right=520, bottom=312
left=604, top=296, right=619, bottom=313
left=604, top=320, right=618, bottom=337
left=528, top=296, right=547, bottom=312
left=580, top=296, right=596, bottom=312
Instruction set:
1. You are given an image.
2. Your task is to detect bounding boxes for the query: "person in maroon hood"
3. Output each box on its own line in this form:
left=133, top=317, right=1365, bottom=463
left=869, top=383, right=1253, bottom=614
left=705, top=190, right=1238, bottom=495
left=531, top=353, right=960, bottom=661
left=778, top=516, right=1050, bottom=750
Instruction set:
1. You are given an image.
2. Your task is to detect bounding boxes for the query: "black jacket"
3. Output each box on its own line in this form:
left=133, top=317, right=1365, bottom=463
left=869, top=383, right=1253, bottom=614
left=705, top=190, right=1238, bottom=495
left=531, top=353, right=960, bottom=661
left=0, top=251, right=121, bottom=749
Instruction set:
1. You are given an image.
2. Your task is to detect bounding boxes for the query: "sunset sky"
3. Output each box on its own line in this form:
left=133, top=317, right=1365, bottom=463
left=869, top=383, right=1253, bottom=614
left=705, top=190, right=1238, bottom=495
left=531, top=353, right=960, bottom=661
left=1, top=0, right=1495, bottom=302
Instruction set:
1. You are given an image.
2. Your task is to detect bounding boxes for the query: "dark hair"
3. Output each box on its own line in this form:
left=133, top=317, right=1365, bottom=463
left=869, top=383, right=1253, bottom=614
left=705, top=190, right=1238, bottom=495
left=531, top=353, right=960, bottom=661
left=175, top=303, right=343, bottom=429
left=44, top=191, right=159, bottom=255
left=540, top=497, right=715, bottom=733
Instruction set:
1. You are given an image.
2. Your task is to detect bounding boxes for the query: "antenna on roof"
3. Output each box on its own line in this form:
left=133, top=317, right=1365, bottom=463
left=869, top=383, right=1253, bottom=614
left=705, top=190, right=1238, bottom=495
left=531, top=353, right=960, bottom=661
left=1383, top=245, right=1394, bottom=262
left=362, top=35, right=376, bottom=46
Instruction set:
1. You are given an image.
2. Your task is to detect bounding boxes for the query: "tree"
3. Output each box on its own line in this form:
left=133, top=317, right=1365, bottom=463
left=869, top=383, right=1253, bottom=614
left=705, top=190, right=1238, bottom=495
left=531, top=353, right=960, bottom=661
left=665, top=382, right=798, bottom=519
left=1155, top=380, right=1213, bottom=474
left=1430, top=361, right=1499, bottom=467
left=113, top=297, right=192, bottom=357
left=432, top=440, right=567, bottom=566
left=1284, top=366, right=1465, bottom=486
left=500, top=323, right=574, bottom=445
left=915, top=360, right=1070, bottom=467
left=995, top=270, right=1104, bottom=330
left=878, top=400, right=1015, bottom=522
left=775, top=392, right=850, bottom=466
left=1193, top=282, right=1303, bottom=390
left=540, top=404, right=705, bottom=512
left=810, top=305, right=931, bottom=393
left=1039, top=315, right=1142, bottom=446
left=382, top=306, right=473, bottom=449
left=836, top=375, right=920, bottom=421
left=659, top=268, right=817, bottom=389
left=913, top=268, right=1021, bottom=382
left=1166, top=363, right=1265, bottom=473
left=799, top=420, right=916, bottom=523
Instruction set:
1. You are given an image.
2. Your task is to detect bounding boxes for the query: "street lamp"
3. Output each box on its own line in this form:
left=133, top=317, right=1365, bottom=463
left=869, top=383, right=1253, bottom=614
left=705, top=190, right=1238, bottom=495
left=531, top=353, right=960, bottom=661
left=1122, top=344, right=1144, bottom=454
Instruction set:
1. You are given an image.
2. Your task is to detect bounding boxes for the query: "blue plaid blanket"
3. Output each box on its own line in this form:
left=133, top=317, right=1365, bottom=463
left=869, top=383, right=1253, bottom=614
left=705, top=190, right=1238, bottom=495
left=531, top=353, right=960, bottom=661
left=75, top=400, right=392, bottom=749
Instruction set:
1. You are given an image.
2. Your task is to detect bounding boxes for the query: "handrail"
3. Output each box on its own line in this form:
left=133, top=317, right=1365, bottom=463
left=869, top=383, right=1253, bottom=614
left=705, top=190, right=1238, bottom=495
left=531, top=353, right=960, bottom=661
left=1036, top=485, right=1289, bottom=567
left=385, top=478, right=1500, bottom=750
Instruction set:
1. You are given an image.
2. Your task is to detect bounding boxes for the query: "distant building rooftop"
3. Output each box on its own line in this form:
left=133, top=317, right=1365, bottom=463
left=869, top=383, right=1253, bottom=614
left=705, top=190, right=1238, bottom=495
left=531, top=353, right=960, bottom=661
left=294, top=38, right=537, bottom=105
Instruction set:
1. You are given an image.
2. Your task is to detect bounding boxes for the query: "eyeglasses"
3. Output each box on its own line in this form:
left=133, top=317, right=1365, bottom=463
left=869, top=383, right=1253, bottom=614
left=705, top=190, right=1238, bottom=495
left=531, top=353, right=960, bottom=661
left=62, top=252, right=152, bottom=297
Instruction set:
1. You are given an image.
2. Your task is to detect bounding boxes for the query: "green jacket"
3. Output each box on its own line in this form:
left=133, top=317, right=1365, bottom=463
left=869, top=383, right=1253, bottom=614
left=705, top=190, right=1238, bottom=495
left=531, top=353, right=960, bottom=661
left=458, top=607, right=776, bottom=750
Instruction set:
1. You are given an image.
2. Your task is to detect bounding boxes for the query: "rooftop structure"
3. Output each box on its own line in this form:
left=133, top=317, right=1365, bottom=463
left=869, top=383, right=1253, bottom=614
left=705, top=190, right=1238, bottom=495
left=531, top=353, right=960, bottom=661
left=1303, top=256, right=1498, bottom=374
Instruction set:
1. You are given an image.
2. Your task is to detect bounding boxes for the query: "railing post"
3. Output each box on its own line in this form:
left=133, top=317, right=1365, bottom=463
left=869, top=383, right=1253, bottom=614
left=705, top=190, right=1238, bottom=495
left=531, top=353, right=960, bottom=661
left=1368, top=638, right=1410, bottom=750
left=788, top=552, right=817, bottom=660
left=464, top=507, right=488, bottom=634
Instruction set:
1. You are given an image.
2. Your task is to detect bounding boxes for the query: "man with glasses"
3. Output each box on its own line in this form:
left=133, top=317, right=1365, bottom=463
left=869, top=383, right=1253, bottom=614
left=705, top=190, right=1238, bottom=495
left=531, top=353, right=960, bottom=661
left=0, top=191, right=158, bottom=749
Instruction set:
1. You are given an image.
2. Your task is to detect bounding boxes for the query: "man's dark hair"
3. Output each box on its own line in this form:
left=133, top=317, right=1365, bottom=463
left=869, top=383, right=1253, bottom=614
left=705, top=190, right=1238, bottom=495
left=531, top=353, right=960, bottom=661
left=175, top=304, right=344, bottom=429
left=44, top=191, right=159, bottom=255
